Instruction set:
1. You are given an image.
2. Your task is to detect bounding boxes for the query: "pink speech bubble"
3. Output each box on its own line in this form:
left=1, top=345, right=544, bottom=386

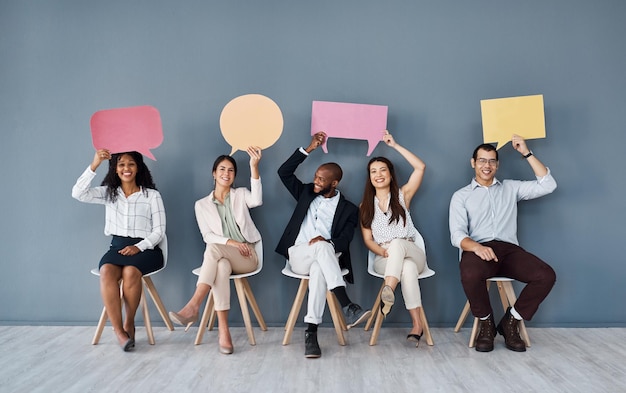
left=311, top=101, right=388, bottom=156
left=90, top=105, right=163, bottom=161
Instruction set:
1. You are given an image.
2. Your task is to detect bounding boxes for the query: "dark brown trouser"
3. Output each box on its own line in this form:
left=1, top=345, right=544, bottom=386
left=460, top=240, right=556, bottom=321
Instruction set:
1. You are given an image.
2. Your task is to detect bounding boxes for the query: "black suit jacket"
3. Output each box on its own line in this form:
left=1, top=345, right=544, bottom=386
left=275, top=148, right=359, bottom=283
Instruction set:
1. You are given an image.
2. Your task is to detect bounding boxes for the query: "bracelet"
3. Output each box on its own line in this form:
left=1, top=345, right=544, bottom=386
left=523, top=151, right=533, bottom=159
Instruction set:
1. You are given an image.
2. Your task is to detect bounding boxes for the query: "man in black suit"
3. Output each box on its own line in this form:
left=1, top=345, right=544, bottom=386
left=276, top=132, right=371, bottom=358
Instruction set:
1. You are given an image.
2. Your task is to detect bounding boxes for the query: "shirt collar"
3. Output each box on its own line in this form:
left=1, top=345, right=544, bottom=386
left=470, top=177, right=501, bottom=189
left=316, top=189, right=341, bottom=201
left=212, top=192, right=230, bottom=205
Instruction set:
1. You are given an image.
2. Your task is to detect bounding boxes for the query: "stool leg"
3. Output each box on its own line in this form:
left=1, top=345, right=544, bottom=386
left=369, top=309, right=384, bottom=346
left=454, top=301, right=472, bottom=332
left=469, top=281, right=493, bottom=347
left=234, top=278, right=256, bottom=345
left=496, top=281, right=511, bottom=310
left=141, top=288, right=155, bottom=345
left=365, top=284, right=384, bottom=331
left=242, top=278, right=267, bottom=331
left=327, top=291, right=346, bottom=346
left=282, top=279, right=308, bottom=345
left=92, top=307, right=108, bottom=345
left=469, top=317, right=480, bottom=348
left=420, top=307, right=434, bottom=346
left=143, top=276, right=174, bottom=331
left=501, top=281, right=531, bottom=347
left=329, top=293, right=347, bottom=331
left=194, top=292, right=214, bottom=345
left=208, top=294, right=217, bottom=331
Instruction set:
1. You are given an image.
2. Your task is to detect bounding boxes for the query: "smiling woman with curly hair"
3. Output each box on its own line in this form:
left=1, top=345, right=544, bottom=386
left=72, top=149, right=166, bottom=352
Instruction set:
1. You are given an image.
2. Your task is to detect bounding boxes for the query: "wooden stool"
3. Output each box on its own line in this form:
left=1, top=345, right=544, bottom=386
left=281, top=261, right=348, bottom=346
left=364, top=249, right=435, bottom=346
left=193, top=240, right=267, bottom=346
left=91, top=235, right=174, bottom=345
left=454, top=277, right=531, bottom=347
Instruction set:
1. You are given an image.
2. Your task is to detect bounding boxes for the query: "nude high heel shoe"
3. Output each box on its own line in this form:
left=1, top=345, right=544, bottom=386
left=380, top=285, right=395, bottom=318
left=218, top=334, right=234, bottom=355
left=169, top=311, right=198, bottom=332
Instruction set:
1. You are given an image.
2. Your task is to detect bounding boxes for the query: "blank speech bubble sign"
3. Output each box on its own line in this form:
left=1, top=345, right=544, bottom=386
left=90, top=105, right=163, bottom=160
left=481, top=94, right=546, bottom=150
left=311, top=101, right=388, bottom=156
left=220, top=94, right=283, bottom=156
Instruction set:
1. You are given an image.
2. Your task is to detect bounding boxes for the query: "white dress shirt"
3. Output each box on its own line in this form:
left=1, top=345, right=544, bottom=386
left=72, top=166, right=166, bottom=251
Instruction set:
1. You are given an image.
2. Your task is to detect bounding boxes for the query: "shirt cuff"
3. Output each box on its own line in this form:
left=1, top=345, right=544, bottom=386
left=299, top=147, right=309, bottom=156
left=134, top=241, right=147, bottom=252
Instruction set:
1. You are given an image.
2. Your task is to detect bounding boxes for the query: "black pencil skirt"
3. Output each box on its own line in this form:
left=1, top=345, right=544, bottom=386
left=99, top=236, right=164, bottom=275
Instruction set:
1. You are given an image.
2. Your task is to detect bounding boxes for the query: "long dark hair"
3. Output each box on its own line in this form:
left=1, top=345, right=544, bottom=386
left=101, top=151, right=156, bottom=202
left=360, top=156, right=406, bottom=229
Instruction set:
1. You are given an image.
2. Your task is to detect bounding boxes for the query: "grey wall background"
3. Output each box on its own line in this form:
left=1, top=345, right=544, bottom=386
left=1, top=0, right=624, bottom=327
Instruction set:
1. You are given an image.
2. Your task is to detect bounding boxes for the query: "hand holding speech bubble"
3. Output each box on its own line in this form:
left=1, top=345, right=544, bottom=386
left=220, top=94, right=283, bottom=156
left=90, top=105, right=163, bottom=160
left=311, top=101, right=388, bottom=156
left=481, top=94, right=546, bottom=150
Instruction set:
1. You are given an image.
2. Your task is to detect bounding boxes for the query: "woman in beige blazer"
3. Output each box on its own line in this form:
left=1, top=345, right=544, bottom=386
left=170, top=146, right=262, bottom=354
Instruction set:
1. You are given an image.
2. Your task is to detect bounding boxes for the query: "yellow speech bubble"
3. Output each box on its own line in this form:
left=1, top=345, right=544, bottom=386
left=220, top=94, right=284, bottom=156
left=480, top=94, right=546, bottom=150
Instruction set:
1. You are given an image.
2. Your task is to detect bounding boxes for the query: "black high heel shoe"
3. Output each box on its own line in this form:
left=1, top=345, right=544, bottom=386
left=122, top=331, right=135, bottom=352
left=406, top=332, right=423, bottom=348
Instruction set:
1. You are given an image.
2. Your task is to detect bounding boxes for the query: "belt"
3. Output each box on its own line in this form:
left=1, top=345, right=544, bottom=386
left=378, top=237, right=415, bottom=246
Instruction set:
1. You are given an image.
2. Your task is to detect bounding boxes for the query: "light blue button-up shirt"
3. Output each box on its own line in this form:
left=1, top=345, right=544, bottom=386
left=449, top=169, right=557, bottom=248
left=295, top=190, right=341, bottom=245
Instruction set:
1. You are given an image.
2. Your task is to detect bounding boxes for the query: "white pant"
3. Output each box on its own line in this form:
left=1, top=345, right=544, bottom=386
left=288, top=241, right=345, bottom=325
left=374, top=238, right=426, bottom=310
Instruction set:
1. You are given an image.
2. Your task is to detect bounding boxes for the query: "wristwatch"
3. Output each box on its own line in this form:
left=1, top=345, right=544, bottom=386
left=523, top=151, right=533, bottom=159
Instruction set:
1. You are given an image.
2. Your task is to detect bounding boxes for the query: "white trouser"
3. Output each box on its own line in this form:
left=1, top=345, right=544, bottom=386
left=374, top=238, right=426, bottom=310
left=288, top=241, right=345, bottom=325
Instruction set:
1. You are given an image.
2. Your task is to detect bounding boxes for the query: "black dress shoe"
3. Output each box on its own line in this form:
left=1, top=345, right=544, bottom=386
left=496, top=307, right=526, bottom=352
left=475, top=315, right=496, bottom=352
left=305, top=331, right=321, bottom=358
left=342, top=303, right=372, bottom=329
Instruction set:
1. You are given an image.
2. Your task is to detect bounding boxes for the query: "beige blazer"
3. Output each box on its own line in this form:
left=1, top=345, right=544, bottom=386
left=194, top=177, right=262, bottom=245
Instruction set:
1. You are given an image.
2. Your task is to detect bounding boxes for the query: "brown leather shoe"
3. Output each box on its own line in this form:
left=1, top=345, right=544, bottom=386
left=475, top=314, right=496, bottom=352
left=496, top=307, right=527, bottom=352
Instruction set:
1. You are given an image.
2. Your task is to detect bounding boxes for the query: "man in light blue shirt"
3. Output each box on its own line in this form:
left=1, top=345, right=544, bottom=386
left=449, top=135, right=557, bottom=353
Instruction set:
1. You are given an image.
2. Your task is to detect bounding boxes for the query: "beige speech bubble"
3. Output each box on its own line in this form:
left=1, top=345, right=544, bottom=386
left=220, top=94, right=284, bottom=156
left=481, top=94, right=546, bottom=150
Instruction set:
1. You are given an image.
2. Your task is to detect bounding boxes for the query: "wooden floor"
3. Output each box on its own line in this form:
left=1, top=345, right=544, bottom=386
left=1, top=325, right=625, bottom=392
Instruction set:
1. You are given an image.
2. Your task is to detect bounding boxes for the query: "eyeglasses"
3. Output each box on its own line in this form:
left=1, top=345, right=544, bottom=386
left=476, top=158, right=498, bottom=166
